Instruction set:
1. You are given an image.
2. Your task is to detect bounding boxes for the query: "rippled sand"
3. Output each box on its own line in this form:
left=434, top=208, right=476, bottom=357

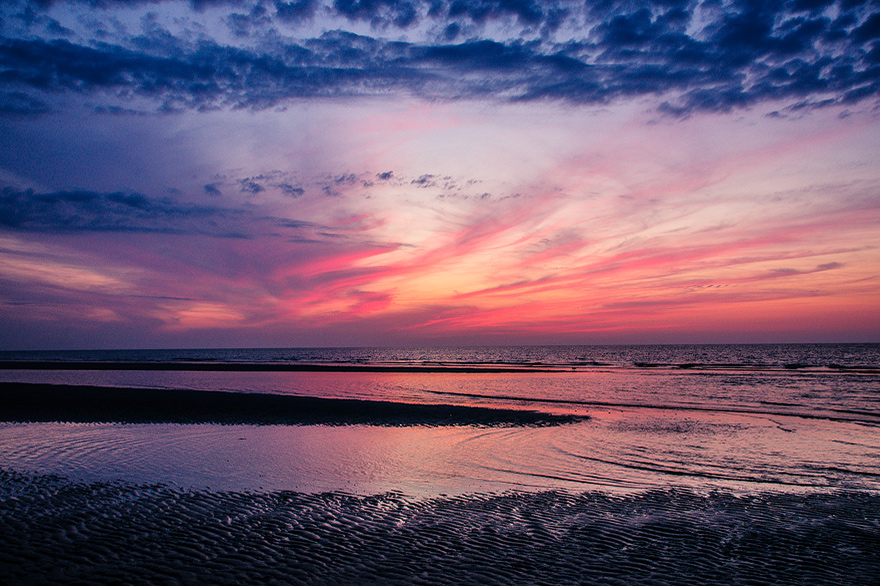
left=2, top=469, right=878, bottom=585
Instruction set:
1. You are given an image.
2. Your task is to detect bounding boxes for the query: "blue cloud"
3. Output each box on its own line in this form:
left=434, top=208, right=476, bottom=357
left=2, top=0, right=878, bottom=117
left=279, top=183, right=305, bottom=197
left=0, top=186, right=227, bottom=234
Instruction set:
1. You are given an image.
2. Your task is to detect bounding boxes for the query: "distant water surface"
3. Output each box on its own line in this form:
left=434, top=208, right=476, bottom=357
left=2, top=343, right=878, bottom=370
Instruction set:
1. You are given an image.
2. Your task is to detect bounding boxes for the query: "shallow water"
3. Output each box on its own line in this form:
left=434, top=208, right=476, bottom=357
left=2, top=367, right=877, bottom=421
left=1, top=356, right=879, bottom=495
left=1, top=397, right=877, bottom=495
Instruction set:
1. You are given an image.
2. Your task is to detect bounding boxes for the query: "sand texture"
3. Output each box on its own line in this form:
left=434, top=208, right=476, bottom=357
left=1, top=470, right=879, bottom=585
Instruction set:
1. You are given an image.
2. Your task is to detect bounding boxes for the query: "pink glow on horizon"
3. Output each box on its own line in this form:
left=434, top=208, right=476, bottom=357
left=1, top=103, right=878, bottom=349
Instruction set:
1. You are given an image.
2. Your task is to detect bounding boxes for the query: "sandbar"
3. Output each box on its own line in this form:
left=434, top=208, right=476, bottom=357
left=0, top=382, right=584, bottom=426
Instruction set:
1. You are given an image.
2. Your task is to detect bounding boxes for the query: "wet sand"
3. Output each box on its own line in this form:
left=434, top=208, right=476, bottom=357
left=0, top=382, right=584, bottom=426
left=1, top=469, right=878, bottom=585
left=0, top=360, right=563, bottom=373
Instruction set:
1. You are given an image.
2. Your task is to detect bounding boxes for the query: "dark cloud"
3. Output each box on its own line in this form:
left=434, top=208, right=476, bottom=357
left=318, top=172, right=363, bottom=196
left=853, top=12, right=880, bottom=41
left=444, top=0, right=544, bottom=26
left=204, top=183, right=222, bottom=195
left=413, top=39, right=544, bottom=71
left=0, top=184, right=357, bottom=240
left=817, top=261, right=843, bottom=270
left=279, top=183, right=305, bottom=197
left=326, top=0, right=560, bottom=29
left=333, top=0, right=420, bottom=28
left=274, top=0, right=319, bottom=22
left=596, top=8, right=665, bottom=48
left=3, top=0, right=879, bottom=116
left=0, top=91, right=49, bottom=116
left=768, top=261, right=846, bottom=277
left=376, top=170, right=393, bottom=180
left=240, top=179, right=265, bottom=193
left=411, top=173, right=436, bottom=187
left=0, top=186, right=229, bottom=234
left=23, top=0, right=249, bottom=8
left=334, top=173, right=359, bottom=184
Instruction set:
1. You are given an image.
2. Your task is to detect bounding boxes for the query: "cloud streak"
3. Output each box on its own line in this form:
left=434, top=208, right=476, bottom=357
left=5, top=132, right=877, bottom=345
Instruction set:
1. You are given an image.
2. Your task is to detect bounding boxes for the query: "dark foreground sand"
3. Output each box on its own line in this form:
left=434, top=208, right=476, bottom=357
left=1, top=469, right=878, bottom=585
left=0, top=383, right=583, bottom=426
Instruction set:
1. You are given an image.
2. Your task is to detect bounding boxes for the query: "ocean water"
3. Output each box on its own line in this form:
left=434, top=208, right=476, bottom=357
left=1, top=345, right=879, bottom=584
left=0, top=344, right=877, bottom=495
left=2, top=342, right=879, bottom=369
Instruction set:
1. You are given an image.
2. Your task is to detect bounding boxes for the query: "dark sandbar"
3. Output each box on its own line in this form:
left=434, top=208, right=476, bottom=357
left=0, top=382, right=584, bottom=426
left=0, top=360, right=563, bottom=373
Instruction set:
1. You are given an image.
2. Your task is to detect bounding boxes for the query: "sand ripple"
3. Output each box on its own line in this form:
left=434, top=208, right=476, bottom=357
left=2, top=470, right=878, bottom=585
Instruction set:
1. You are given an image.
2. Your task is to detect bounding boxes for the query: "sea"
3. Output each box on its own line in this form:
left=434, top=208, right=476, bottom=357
left=1, top=344, right=878, bottom=584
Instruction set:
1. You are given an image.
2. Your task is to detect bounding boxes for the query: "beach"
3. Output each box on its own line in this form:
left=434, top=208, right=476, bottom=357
left=1, top=345, right=879, bottom=584
left=3, top=469, right=879, bottom=585
left=5, top=0, right=880, bottom=580
left=4, top=467, right=880, bottom=585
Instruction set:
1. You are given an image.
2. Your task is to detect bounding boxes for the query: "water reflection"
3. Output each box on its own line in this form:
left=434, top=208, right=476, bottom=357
left=1, top=405, right=877, bottom=497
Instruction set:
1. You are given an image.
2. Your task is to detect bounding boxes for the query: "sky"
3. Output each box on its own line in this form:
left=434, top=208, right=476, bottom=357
left=0, top=0, right=879, bottom=350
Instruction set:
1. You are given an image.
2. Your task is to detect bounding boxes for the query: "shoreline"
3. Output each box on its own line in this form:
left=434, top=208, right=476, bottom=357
left=1, top=360, right=877, bottom=374
left=0, top=382, right=585, bottom=427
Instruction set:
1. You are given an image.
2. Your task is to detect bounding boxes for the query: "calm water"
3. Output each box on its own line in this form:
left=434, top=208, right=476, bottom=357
left=1, top=344, right=878, bottom=496
left=2, top=343, right=879, bottom=369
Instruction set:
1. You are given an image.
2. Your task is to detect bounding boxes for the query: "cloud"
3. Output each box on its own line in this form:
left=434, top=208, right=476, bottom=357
left=333, top=0, right=420, bottom=29
left=279, top=183, right=305, bottom=197
left=0, top=91, right=49, bottom=116
left=274, top=0, right=319, bottom=22
left=334, top=172, right=359, bottom=185
left=853, top=12, right=880, bottom=42
left=3, top=0, right=879, bottom=116
left=0, top=186, right=232, bottom=234
left=327, top=0, right=563, bottom=30
left=239, top=179, right=265, bottom=193
left=24, top=0, right=249, bottom=8
left=817, top=261, right=843, bottom=271
left=441, top=0, right=545, bottom=27
left=411, top=173, right=436, bottom=187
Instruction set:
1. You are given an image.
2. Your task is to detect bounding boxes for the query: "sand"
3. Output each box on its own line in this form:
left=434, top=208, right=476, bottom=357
left=1, top=469, right=878, bottom=585
left=0, top=360, right=562, bottom=373
left=0, top=382, right=585, bottom=426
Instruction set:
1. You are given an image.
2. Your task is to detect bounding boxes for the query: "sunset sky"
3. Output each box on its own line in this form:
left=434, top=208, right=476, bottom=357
left=1, top=0, right=879, bottom=349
